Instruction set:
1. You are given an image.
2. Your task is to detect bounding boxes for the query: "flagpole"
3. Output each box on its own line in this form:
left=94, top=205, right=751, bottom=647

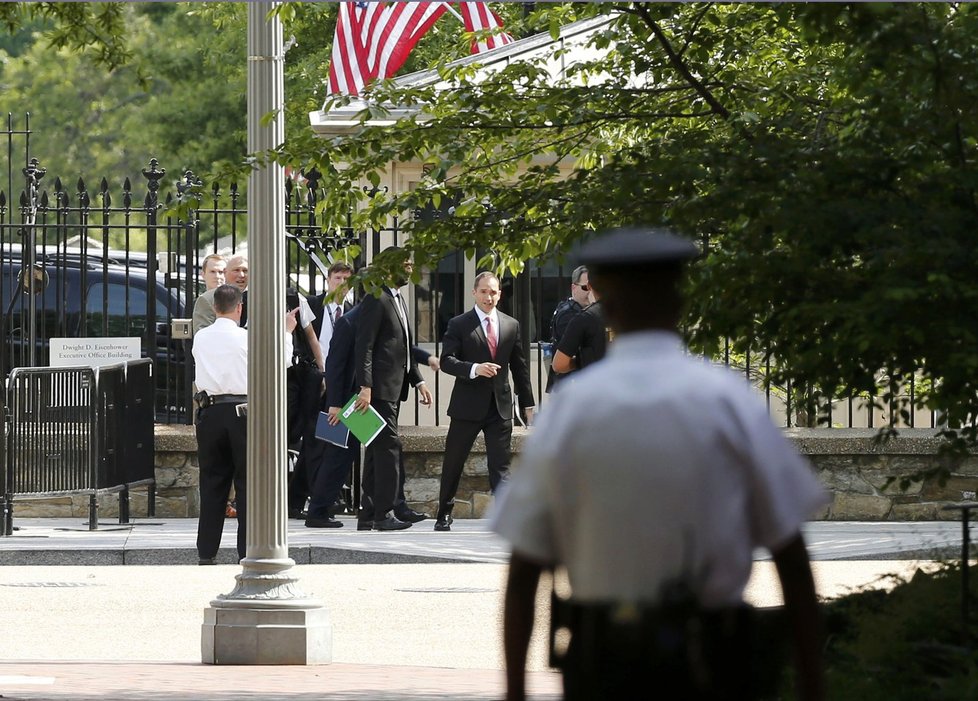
left=443, top=3, right=464, bottom=23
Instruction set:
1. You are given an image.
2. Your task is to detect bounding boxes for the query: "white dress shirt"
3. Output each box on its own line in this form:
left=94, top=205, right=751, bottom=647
left=492, top=331, right=828, bottom=607
left=317, top=301, right=344, bottom=360
left=193, top=317, right=295, bottom=396
left=469, top=306, right=500, bottom=379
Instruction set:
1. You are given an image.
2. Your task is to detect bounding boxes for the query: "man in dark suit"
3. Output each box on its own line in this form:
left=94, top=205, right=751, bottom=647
left=354, top=251, right=432, bottom=531
left=307, top=303, right=437, bottom=529
left=290, top=262, right=355, bottom=517
left=434, top=271, right=535, bottom=531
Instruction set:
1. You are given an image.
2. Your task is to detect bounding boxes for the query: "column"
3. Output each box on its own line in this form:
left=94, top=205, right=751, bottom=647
left=201, top=1, right=331, bottom=665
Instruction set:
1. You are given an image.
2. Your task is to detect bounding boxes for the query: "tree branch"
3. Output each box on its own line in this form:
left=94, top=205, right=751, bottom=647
left=631, top=2, right=753, bottom=140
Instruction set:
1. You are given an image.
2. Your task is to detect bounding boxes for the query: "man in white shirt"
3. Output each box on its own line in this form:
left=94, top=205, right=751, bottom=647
left=308, top=261, right=355, bottom=364
left=290, top=262, right=354, bottom=518
left=493, top=228, right=827, bottom=701
left=193, top=284, right=297, bottom=564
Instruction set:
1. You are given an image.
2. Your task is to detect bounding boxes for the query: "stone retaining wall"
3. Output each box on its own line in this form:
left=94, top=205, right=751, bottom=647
left=9, top=427, right=978, bottom=521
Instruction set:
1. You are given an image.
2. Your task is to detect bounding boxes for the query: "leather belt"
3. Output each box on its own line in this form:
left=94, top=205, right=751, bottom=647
left=209, top=394, right=247, bottom=405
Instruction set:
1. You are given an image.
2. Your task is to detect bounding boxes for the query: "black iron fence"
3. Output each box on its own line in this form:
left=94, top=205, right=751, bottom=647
left=0, top=114, right=940, bottom=431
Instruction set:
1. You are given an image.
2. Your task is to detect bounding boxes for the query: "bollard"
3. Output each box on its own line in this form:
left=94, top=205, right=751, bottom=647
left=941, top=501, right=978, bottom=642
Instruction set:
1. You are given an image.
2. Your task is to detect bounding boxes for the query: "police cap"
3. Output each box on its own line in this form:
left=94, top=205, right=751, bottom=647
left=578, top=227, right=699, bottom=268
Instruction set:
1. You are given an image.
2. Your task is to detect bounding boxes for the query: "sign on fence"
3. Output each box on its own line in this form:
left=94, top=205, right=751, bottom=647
left=49, top=338, right=141, bottom=367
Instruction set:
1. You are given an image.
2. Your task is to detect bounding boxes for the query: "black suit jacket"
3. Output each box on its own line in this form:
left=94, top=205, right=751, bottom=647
left=355, top=288, right=424, bottom=403
left=440, top=308, right=534, bottom=422
left=327, top=304, right=432, bottom=409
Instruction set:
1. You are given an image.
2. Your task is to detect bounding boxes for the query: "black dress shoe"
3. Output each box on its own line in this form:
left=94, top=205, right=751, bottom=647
left=395, top=508, right=428, bottom=523
left=288, top=508, right=307, bottom=520
left=357, top=520, right=374, bottom=531
left=373, top=515, right=412, bottom=531
left=198, top=557, right=217, bottom=566
left=305, top=517, right=343, bottom=529
left=433, top=515, right=453, bottom=532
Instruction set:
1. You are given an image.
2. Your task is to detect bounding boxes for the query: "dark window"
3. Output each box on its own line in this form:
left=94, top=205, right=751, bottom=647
left=85, top=282, right=167, bottom=337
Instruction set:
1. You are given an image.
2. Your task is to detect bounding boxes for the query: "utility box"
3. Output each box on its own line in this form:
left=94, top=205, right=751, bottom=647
left=171, top=319, right=193, bottom=339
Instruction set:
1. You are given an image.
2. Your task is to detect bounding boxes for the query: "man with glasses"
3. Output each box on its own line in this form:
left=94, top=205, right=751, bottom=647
left=552, top=279, right=607, bottom=378
left=546, top=265, right=590, bottom=392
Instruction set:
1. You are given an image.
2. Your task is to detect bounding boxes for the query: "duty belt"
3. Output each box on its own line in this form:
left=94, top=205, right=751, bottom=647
left=209, top=394, right=247, bottom=405
left=196, top=392, right=247, bottom=408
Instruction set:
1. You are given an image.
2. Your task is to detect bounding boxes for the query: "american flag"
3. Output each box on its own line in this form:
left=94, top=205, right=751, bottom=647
left=457, top=2, right=513, bottom=54
left=328, top=2, right=449, bottom=96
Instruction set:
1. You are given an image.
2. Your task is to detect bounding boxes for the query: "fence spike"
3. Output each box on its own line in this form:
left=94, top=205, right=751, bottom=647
left=100, top=177, right=109, bottom=193
left=19, top=190, right=27, bottom=208
left=39, top=191, right=48, bottom=208
left=0, top=190, right=6, bottom=208
left=103, top=190, right=111, bottom=207
left=77, top=176, right=86, bottom=194
left=305, top=168, right=321, bottom=190
left=142, top=158, right=165, bottom=200
left=54, top=176, right=63, bottom=192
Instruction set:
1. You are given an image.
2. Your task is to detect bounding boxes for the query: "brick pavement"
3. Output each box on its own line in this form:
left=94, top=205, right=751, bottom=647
left=0, top=661, right=562, bottom=700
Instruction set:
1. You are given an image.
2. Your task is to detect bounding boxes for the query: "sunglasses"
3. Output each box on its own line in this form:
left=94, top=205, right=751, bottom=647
left=576, top=283, right=590, bottom=292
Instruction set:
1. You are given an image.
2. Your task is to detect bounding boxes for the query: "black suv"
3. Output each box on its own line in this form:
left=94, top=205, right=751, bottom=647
left=1, top=248, right=188, bottom=420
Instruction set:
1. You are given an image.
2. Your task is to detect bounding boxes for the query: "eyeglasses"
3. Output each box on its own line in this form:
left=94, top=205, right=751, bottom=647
left=575, top=283, right=590, bottom=292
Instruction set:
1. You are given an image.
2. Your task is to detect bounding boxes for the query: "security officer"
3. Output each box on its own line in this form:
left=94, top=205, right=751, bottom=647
left=193, top=284, right=296, bottom=564
left=492, top=228, right=828, bottom=701
left=545, top=265, right=589, bottom=392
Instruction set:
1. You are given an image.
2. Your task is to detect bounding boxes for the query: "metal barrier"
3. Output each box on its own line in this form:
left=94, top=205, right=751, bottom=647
left=1, top=361, right=156, bottom=535
left=123, top=359, right=156, bottom=519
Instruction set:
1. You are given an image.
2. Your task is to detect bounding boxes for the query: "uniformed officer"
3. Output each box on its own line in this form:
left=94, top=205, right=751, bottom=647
left=192, top=283, right=297, bottom=564
left=492, top=227, right=828, bottom=701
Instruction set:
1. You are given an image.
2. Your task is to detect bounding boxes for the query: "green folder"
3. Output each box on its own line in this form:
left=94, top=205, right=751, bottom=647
left=338, top=394, right=387, bottom=446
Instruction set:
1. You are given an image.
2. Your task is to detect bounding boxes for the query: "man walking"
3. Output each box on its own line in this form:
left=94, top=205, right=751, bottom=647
left=308, top=300, right=437, bottom=529
left=353, top=249, right=432, bottom=531
left=434, top=271, right=535, bottom=532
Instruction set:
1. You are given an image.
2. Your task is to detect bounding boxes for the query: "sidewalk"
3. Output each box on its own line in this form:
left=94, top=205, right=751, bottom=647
left=0, top=516, right=967, bottom=565
left=0, top=518, right=969, bottom=700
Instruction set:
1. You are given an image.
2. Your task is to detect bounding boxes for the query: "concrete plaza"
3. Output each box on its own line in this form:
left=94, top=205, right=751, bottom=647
left=0, top=517, right=969, bottom=699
